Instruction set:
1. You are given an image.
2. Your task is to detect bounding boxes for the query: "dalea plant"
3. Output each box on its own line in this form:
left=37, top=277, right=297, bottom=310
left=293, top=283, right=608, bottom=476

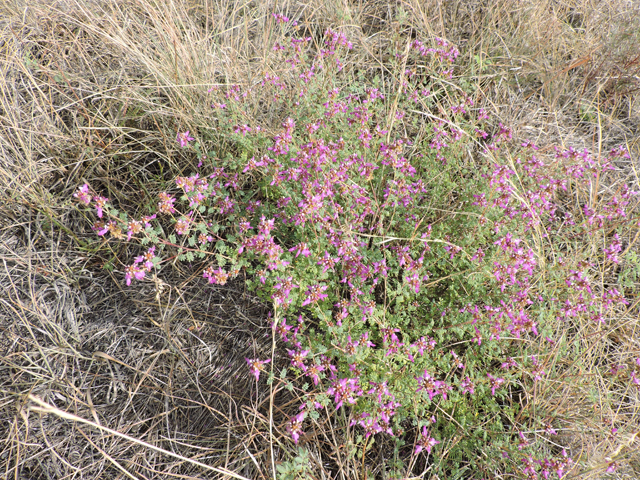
left=74, top=15, right=639, bottom=479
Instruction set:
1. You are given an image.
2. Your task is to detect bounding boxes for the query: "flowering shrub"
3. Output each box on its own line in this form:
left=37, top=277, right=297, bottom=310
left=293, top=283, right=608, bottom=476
left=73, top=16, right=638, bottom=479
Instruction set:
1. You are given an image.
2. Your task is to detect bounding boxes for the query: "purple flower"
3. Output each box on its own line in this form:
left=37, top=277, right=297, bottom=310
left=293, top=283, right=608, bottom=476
left=320, top=355, right=338, bottom=379
left=124, top=263, right=145, bottom=286
left=318, top=251, right=338, bottom=273
left=243, top=156, right=266, bottom=173
left=405, top=272, right=421, bottom=293
left=287, top=349, right=309, bottom=371
left=272, top=317, right=293, bottom=342
left=95, top=220, right=112, bottom=236
left=272, top=13, right=290, bottom=24
left=175, top=217, right=191, bottom=235
left=460, top=376, right=475, bottom=395
left=415, top=426, right=440, bottom=454
left=302, top=284, right=328, bottom=306
left=234, top=124, right=252, bottom=135
left=487, top=373, right=505, bottom=396
left=416, top=370, right=450, bottom=400
left=367, top=381, right=391, bottom=402
left=177, top=131, right=194, bottom=148
left=203, top=266, right=229, bottom=285
left=136, top=246, right=157, bottom=271
left=501, top=357, right=518, bottom=370
left=604, top=234, right=622, bottom=263
left=289, top=242, right=311, bottom=258
left=73, top=184, right=91, bottom=205
left=555, top=449, right=573, bottom=478
left=158, top=192, right=176, bottom=214
left=412, top=336, right=436, bottom=355
left=245, top=358, right=271, bottom=381
left=126, top=219, right=143, bottom=241
left=305, top=363, right=325, bottom=386
left=141, top=214, right=156, bottom=228
left=93, top=196, right=108, bottom=218
left=327, top=378, right=362, bottom=409
left=286, top=411, right=306, bottom=444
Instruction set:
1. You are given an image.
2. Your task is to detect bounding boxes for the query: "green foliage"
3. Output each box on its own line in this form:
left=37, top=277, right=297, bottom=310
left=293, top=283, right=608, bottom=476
left=276, top=448, right=313, bottom=480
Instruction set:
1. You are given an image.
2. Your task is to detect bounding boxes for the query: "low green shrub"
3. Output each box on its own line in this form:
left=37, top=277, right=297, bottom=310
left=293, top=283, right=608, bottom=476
left=73, top=16, right=638, bottom=479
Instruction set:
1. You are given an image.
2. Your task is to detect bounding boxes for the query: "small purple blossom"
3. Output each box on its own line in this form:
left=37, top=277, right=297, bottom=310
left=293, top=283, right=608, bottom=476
left=416, top=370, right=450, bottom=400
left=272, top=317, right=293, bottom=342
left=327, top=377, right=362, bottom=409
left=245, top=358, right=271, bottom=381
left=203, top=266, right=229, bottom=285
left=460, top=376, right=475, bottom=394
left=92, top=196, right=109, bottom=218
left=487, top=374, right=506, bottom=395
left=305, top=362, right=325, bottom=386
left=302, top=284, right=329, bottom=306
left=286, top=411, right=305, bottom=444
left=289, top=242, right=311, bottom=258
left=158, top=192, right=176, bottom=214
left=287, top=348, right=309, bottom=371
left=412, top=336, right=436, bottom=355
left=126, top=219, right=143, bottom=241
left=604, top=234, right=622, bottom=263
left=415, top=426, right=440, bottom=454
left=124, top=263, right=145, bottom=286
left=177, top=131, right=194, bottom=148
left=73, top=184, right=91, bottom=205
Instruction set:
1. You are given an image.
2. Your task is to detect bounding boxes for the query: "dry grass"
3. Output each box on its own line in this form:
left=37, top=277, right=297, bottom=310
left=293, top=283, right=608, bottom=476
left=1, top=0, right=639, bottom=478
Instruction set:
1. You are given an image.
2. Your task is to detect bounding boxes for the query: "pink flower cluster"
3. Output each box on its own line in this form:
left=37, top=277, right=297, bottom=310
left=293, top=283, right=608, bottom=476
left=416, top=370, right=452, bottom=401
left=73, top=184, right=109, bottom=218
left=124, top=247, right=157, bottom=286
